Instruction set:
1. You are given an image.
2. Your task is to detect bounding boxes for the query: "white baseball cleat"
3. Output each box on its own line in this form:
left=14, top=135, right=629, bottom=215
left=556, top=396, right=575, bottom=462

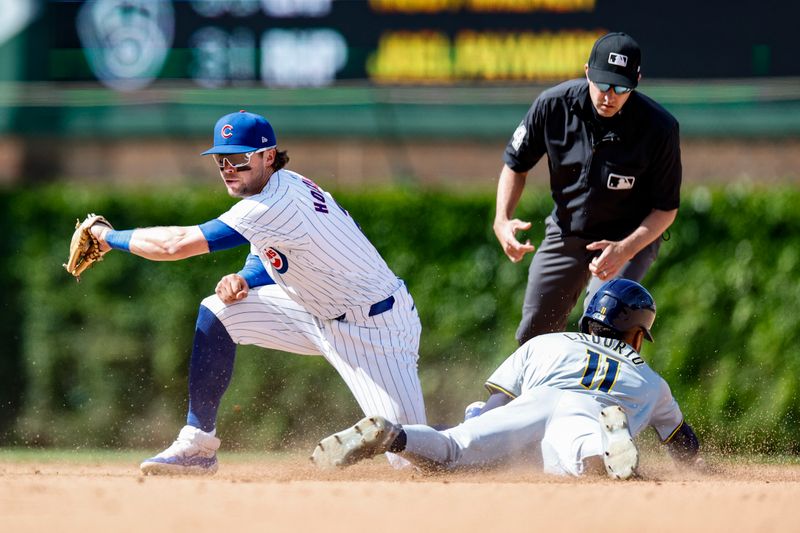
left=599, top=406, right=639, bottom=480
left=140, top=425, right=220, bottom=476
left=311, top=416, right=401, bottom=470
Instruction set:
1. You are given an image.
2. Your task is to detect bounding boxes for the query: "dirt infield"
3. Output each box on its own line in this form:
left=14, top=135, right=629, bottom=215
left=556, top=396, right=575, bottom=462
left=1, top=454, right=798, bottom=533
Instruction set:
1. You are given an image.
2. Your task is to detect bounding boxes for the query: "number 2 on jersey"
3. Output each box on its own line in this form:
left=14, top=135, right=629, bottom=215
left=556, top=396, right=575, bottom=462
left=580, top=350, right=620, bottom=393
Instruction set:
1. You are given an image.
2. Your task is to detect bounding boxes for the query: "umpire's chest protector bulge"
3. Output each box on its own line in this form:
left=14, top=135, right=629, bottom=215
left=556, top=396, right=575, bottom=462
left=503, top=79, right=682, bottom=241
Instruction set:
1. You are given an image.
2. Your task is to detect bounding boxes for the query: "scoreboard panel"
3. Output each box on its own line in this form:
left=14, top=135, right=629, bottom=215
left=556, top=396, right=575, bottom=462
left=17, top=0, right=792, bottom=91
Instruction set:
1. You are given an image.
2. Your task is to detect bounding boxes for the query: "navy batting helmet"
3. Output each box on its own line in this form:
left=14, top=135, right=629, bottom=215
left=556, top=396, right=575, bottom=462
left=580, top=279, right=656, bottom=341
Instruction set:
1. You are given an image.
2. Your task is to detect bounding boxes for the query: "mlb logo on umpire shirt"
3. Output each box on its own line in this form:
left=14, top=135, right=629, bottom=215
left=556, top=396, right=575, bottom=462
left=608, top=53, right=628, bottom=67
left=607, top=173, right=635, bottom=190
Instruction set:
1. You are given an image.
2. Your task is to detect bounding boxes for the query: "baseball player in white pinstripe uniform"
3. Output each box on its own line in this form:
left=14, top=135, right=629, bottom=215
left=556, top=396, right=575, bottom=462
left=312, top=280, right=703, bottom=478
left=89, top=110, right=426, bottom=475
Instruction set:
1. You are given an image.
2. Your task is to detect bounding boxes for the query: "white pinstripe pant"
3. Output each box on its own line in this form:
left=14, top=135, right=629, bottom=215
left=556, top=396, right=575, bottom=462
left=201, top=282, right=427, bottom=427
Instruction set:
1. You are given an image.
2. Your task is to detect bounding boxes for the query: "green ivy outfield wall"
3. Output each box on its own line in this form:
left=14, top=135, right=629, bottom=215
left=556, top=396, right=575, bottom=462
left=1, top=184, right=799, bottom=453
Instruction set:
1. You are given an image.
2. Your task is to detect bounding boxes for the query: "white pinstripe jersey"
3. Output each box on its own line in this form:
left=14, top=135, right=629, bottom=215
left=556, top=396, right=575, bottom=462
left=218, top=169, right=400, bottom=319
left=486, top=332, right=684, bottom=441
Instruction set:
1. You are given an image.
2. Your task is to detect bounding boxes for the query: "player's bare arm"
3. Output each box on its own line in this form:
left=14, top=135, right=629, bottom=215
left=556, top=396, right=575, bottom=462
left=92, top=224, right=210, bottom=261
left=586, top=208, right=678, bottom=280
left=493, top=164, right=536, bottom=263
left=89, top=216, right=248, bottom=265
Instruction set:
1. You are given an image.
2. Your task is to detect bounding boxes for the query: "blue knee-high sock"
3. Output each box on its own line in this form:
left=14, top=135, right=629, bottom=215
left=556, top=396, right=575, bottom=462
left=186, top=305, right=236, bottom=433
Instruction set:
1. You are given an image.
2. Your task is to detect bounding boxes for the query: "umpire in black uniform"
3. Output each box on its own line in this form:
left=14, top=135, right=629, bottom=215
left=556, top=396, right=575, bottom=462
left=494, top=32, right=682, bottom=345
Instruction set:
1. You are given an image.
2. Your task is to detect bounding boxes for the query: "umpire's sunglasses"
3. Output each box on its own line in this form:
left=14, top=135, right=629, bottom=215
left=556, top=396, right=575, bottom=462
left=212, top=147, right=268, bottom=170
left=592, top=81, right=634, bottom=95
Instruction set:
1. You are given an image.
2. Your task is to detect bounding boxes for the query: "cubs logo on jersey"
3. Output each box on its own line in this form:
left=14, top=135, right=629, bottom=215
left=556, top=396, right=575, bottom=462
left=264, top=247, right=289, bottom=274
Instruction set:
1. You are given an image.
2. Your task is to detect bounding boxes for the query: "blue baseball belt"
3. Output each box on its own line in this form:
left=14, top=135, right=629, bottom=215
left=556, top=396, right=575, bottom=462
left=334, top=295, right=395, bottom=322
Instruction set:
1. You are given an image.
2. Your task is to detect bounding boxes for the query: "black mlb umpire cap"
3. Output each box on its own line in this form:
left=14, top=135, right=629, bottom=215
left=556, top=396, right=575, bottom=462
left=587, top=32, right=641, bottom=89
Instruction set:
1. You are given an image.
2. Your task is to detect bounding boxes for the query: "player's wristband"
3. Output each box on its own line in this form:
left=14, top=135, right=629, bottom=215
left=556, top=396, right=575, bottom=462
left=105, top=229, right=133, bottom=252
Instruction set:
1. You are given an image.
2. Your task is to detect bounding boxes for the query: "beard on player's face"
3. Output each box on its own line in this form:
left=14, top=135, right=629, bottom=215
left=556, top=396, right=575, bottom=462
left=220, top=154, right=269, bottom=198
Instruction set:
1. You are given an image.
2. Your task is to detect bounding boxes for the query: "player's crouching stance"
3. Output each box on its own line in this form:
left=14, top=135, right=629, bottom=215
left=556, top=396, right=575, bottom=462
left=74, top=111, right=427, bottom=475
left=312, top=280, right=702, bottom=479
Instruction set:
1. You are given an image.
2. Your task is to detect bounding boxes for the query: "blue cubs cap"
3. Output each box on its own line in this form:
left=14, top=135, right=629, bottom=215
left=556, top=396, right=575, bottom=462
left=201, top=110, right=277, bottom=155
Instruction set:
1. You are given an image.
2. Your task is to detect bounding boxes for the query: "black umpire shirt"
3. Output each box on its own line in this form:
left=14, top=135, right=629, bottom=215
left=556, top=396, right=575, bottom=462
left=504, top=79, right=682, bottom=242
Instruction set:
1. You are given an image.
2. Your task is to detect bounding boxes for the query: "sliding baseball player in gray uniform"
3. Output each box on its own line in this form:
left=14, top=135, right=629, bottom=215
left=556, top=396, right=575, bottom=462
left=89, top=111, right=426, bottom=474
left=312, top=280, right=702, bottom=478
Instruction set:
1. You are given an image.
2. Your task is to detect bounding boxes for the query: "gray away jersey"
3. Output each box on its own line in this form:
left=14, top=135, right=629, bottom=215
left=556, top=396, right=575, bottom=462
left=486, top=332, right=684, bottom=441
left=218, top=169, right=399, bottom=319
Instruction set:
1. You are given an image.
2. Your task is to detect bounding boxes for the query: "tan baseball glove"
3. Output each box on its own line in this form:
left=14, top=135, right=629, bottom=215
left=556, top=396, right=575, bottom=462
left=63, top=214, right=114, bottom=281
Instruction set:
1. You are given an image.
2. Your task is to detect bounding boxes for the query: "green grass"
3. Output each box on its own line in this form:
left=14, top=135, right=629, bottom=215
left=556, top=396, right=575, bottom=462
left=0, top=447, right=149, bottom=463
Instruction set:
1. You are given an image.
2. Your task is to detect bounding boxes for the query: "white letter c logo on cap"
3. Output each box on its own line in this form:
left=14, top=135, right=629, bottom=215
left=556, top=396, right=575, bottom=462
left=221, top=124, right=233, bottom=138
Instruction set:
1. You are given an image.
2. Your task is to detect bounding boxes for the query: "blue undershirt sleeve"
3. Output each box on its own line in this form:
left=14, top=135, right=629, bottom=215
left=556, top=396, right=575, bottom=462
left=237, top=253, right=274, bottom=288
left=198, top=219, right=249, bottom=252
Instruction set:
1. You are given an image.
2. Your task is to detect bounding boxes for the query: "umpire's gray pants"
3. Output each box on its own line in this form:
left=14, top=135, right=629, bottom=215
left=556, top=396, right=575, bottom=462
left=515, top=217, right=661, bottom=345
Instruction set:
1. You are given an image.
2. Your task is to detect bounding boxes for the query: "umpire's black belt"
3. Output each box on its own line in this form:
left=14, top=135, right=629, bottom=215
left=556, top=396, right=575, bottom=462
left=334, top=295, right=395, bottom=322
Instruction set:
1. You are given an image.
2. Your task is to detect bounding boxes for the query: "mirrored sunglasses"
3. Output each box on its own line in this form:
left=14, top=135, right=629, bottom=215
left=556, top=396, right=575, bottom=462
left=593, top=81, right=633, bottom=95
left=212, top=147, right=268, bottom=170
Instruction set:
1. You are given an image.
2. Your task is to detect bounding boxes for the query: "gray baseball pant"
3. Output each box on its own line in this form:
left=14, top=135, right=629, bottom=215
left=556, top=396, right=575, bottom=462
left=515, top=216, right=661, bottom=345
left=400, top=386, right=609, bottom=475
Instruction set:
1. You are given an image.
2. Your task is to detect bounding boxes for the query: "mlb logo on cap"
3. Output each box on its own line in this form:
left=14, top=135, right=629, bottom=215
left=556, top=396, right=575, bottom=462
left=608, top=53, right=628, bottom=67
left=202, top=110, right=277, bottom=155
left=587, top=32, right=641, bottom=89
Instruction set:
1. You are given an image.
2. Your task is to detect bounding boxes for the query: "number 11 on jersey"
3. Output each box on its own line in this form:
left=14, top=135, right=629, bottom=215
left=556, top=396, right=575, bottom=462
left=580, top=350, right=621, bottom=393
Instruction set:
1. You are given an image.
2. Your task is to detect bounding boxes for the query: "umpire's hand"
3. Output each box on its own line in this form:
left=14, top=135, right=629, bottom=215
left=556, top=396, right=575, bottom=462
left=494, top=218, right=536, bottom=263
left=216, top=273, right=250, bottom=304
left=586, top=240, right=633, bottom=281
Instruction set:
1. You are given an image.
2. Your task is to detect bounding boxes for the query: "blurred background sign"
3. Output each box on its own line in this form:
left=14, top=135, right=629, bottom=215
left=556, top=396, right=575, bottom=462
left=0, top=0, right=798, bottom=184
left=14, top=0, right=800, bottom=87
